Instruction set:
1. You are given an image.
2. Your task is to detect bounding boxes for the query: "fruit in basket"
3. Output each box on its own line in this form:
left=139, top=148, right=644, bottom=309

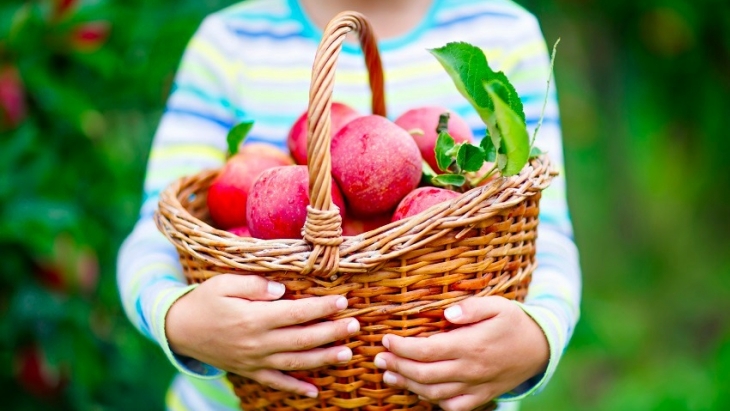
left=395, top=106, right=474, bottom=172
left=227, top=226, right=251, bottom=237
left=342, top=213, right=391, bottom=236
left=207, top=143, right=294, bottom=229
left=247, top=165, right=346, bottom=239
left=331, top=115, right=422, bottom=216
left=392, top=186, right=461, bottom=222
left=287, top=102, right=360, bottom=165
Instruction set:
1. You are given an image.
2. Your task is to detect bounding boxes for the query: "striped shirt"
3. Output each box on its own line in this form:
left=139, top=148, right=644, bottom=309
left=117, top=0, right=581, bottom=410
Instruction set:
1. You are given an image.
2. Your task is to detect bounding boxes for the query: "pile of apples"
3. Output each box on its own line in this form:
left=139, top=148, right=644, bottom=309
left=207, top=103, right=477, bottom=239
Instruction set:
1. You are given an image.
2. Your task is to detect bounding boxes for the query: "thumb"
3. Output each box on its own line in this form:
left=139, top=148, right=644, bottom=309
left=443, top=296, right=511, bottom=324
left=207, top=273, right=286, bottom=301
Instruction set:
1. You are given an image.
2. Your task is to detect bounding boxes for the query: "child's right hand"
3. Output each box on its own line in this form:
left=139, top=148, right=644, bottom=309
left=165, top=274, right=359, bottom=398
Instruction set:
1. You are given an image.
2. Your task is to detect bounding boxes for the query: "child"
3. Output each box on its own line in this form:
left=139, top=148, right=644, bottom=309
left=117, top=0, right=581, bottom=410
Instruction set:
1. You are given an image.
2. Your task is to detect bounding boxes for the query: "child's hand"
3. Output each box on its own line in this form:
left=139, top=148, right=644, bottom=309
left=374, top=296, right=549, bottom=411
left=165, top=274, right=360, bottom=398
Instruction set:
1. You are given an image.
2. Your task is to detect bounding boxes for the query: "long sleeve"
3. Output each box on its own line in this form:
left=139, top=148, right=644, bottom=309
left=495, top=12, right=582, bottom=400
left=117, top=14, right=244, bottom=379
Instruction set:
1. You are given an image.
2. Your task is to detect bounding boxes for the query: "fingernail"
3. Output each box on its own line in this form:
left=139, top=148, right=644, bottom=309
left=381, top=335, right=390, bottom=349
left=444, top=305, right=463, bottom=321
left=383, top=371, right=397, bottom=385
left=337, top=349, right=352, bottom=363
left=374, top=354, right=386, bottom=369
left=347, top=319, right=360, bottom=334
left=305, top=391, right=318, bottom=398
left=267, top=281, right=285, bottom=297
left=335, top=296, right=348, bottom=310
left=418, top=395, right=427, bottom=401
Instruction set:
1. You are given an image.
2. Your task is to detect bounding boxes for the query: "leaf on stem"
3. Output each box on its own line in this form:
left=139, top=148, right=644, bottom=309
left=429, top=42, right=525, bottom=126
left=432, top=173, right=466, bottom=187
left=456, top=144, right=485, bottom=172
left=435, top=131, right=455, bottom=172
left=529, top=146, right=545, bottom=159
left=485, top=82, right=529, bottom=176
left=480, top=136, right=497, bottom=162
left=226, top=120, right=254, bottom=157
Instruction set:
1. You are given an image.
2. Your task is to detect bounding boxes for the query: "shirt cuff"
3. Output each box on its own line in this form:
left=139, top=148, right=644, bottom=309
left=151, top=283, right=225, bottom=379
left=496, top=302, right=563, bottom=401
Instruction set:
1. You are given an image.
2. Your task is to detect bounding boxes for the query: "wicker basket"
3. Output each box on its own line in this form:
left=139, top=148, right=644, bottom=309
left=155, top=11, right=555, bottom=411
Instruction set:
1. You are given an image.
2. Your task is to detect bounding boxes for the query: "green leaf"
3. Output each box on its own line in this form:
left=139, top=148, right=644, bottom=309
left=445, top=143, right=461, bottom=158
left=420, top=160, right=438, bottom=187
left=491, top=71, right=526, bottom=123
left=456, top=144, right=486, bottom=172
left=497, top=153, right=507, bottom=171
left=226, top=120, right=254, bottom=156
left=529, top=146, right=545, bottom=158
left=435, top=131, right=455, bottom=172
left=431, top=173, right=466, bottom=187
left=429, top=42, right=525, bottom=126
left=486, top=82, right=530, bottom=176
left=479, top=136, right=497, bottom=162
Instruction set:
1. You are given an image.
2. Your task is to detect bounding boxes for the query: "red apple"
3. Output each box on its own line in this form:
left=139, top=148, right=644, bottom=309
left=394, top=106, right=474, bottom=172
left=246, top=165, right=346, bottom=240
left=287, top=102, right=360, bottom=165
left=207, top=143, right=294, bottom=229
left=391, top=187, right=461, bottom=222
left=342, top=213, right=391, bottom=236
left=227, top=226, right=251, bottom=237
left=331, top=115, right=422, bottom=217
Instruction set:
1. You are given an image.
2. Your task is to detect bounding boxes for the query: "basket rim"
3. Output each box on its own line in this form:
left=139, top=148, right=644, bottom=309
left=154, top=155, right=555, bottom=275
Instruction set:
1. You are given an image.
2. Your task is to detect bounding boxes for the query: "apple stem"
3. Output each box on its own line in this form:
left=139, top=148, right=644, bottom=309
left=470, top=163, right=499, bottom=187
left=436, top=112, right=450, bottom=134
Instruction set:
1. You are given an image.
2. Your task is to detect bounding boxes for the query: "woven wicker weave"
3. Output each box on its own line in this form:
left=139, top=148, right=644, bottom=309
left=155, top=11, right=556, bottom=411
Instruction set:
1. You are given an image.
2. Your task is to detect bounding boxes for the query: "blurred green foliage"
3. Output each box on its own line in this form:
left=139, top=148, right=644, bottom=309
left=0, top=0, right=728, bottom=410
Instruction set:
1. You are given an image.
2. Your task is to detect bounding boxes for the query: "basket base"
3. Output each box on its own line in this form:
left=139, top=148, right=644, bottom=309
left=228, top=373, right=497, bottom=411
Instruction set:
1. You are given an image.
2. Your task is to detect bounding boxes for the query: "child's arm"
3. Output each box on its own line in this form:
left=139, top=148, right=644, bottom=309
left=117, top=13, right=236, bottom=381
left=371, top=12, right=581, bottom=411
left=117, top=15, right=359, bottom=396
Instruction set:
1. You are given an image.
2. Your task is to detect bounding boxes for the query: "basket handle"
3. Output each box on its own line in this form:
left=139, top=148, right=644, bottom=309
left=302, top=11, right=385, bottom=278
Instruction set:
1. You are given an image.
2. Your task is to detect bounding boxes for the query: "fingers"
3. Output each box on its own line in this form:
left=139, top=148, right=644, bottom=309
left=257, top=295, right=348, bottom=329
left=265, top=346, right=353, bottom=371
left=208, top=274, right=286, bottom=301
left=265, top=318, right=360, bottom=352
left=381, top=371, right=465, bottom=402
left=439, top=393, right=492, bottom=411
left=382, top=333, right=456, bottom=362
left=247, top=369, right=319, bottom=398
left=374, top=352, right=461, bottom=384
left=443, top=296, right=512, bottom=325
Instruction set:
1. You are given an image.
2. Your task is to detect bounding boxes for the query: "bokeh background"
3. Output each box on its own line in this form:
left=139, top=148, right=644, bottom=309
left=1, top=0, right=728, bottom=410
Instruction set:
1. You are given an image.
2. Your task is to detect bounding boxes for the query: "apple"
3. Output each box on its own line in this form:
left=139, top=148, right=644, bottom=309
left=394, top=106, right=474, bottom=172
left=246, top=165, right=346, bottom=240
left=342, top=213, right=391, bottom=236
left=330, top=115, right=422, bottom=217
left=207, top=143, right=294, bottom=229
left=287, top=102, right=360, bottom=165
left=391, top=187, right=461, bottom=222
left=227, top=226, right=251, bottom=237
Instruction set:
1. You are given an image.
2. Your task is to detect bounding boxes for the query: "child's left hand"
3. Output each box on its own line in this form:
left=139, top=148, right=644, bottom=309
left=374, top=296, right=549, bottom=411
